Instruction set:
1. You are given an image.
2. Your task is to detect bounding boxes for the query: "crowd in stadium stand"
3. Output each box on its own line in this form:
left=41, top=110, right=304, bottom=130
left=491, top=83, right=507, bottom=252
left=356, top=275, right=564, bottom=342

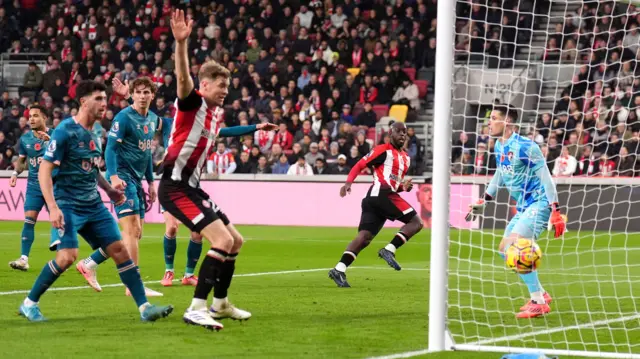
left=452, top=1, right=640, bottom=178
left=0, top=0, right=434, bottom=174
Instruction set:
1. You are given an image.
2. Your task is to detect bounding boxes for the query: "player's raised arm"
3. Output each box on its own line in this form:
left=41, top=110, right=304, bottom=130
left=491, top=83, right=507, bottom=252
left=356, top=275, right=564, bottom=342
left=218, top=122, right=277, bottom=137
left=171, top=9, right=194, bottom=100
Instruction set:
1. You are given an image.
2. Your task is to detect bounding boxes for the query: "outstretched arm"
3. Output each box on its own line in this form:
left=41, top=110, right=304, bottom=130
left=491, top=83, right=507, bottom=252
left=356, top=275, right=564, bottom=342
left=171, top=10, right=195, bottom=100
left=218, top=123, right=278, bottom=137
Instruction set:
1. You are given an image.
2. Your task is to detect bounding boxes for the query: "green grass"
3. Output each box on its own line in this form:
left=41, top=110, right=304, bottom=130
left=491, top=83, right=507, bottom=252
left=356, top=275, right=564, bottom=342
left=0, top=221, right=637, bottom=358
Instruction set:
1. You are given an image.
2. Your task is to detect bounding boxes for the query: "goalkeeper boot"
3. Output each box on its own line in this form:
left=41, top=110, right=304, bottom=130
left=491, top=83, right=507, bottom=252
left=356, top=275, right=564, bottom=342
left=328, top=268, right=351, bottom=288
left=183, top=309, right=224, bottom=331
left=19, top=303, right=46, bottom=322
left=9, top=257, right=29, bottom=271
left=516, top=302, right=551, bottom=319
left=140, top=304, right=174, bottom=322
left=209, top=299, right=251, bottom=321
left=520, top=292, right=553, bottom=311
left=76, top=261, right=102, bottom=292
left=378, top=248, right=402, bottom=271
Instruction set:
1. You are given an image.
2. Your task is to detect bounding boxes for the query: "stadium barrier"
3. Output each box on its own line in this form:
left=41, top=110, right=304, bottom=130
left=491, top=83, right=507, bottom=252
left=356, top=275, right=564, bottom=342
left=0, top=173, right=475, bottom=228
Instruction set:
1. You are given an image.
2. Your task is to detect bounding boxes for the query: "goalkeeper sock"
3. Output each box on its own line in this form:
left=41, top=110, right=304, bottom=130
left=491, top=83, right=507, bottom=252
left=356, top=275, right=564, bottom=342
left=163, top=235, right=177, bottom=271
left=193, top=248, right=227, bottom=301
left=185, top=237, right=202, bottom=277
left=117, top=260, right=148, bottom=308
left=385, top=232, right=409, bottom=253
left=20, top=217, right=36, bottom=257
left=27, top=260, right=64, bottom=303
left=519, top=270, right=545, bottom=304
left=85, top=248, right=109, bottom=270
left=214, top=253, right=237, bottom=299
left=335, top=251, right=356, bottom=272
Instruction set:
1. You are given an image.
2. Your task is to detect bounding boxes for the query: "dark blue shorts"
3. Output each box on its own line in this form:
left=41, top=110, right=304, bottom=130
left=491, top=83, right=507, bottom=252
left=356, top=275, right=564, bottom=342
left=24, top=185, right=47, bottom=213
left=49, top=203, right=122, bottom=251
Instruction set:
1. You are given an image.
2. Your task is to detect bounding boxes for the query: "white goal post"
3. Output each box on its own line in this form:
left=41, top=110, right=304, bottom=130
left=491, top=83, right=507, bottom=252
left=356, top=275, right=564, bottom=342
left=429, top=0, right=640, bottom=358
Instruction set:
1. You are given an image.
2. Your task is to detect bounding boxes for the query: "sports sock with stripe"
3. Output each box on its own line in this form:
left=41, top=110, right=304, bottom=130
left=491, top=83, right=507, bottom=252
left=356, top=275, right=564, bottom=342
left=27, top=260, right=64, bottom=303
left=117, top=259, right=147, bottom=307
left=163, top=235, right=177, bottom=271
left=385, top=232, right=409, bottom=253
left=20, top=216, right=36, bottom=257
left=85, top=248, right=109, bottom=269
left=335, top=251, right=356, bottom=272
left=185, top=237, right=202, bottom=276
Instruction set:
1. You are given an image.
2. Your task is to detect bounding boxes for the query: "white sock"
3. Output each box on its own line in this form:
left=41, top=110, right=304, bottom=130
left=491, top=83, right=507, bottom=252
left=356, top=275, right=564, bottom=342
left=184, top=272, right=194, bottom=278
left=20, top=255, right=28, bottom=262
left=138, top=302, right=151, bottom=314
left=83, top=258, right=98, bottom=270
left=335, top=262, right=347, bottom=272
left=384, top=243, right=397, bottom=253
left=189, top=298, right=207, bottom=311
left=23, top=298, right=37, bottom=307
left=165, top=269, right=174, bottom=273
left=531, top=291, right=545, bottom=304
left=212, top=297, right=228, bottom=310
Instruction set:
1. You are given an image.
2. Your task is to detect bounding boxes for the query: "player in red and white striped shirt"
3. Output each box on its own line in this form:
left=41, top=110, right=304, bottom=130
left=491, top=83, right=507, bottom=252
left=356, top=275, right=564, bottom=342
left=328, top=122, right=424, bottom=288
left=158, top=10, right=276, bottom=331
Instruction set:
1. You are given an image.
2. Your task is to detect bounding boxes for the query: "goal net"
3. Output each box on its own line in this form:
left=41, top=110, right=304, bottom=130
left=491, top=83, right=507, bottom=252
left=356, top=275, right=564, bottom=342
left=433, top=0, right=640, bottom=357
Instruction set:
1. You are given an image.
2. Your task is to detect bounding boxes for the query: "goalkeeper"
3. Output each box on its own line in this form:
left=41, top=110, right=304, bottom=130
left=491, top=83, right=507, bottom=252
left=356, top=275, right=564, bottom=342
left=466, top=105, right=566, bottom=319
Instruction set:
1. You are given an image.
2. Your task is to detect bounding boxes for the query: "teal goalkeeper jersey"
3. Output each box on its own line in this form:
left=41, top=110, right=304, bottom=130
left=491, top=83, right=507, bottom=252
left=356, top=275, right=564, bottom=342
left=18, top=128, right=54, bottom=192
left=43, top=118, right=103, bottom=208
left=490, top=133, right=554, bottom=212
left=105, top=106, right=157, bottom=182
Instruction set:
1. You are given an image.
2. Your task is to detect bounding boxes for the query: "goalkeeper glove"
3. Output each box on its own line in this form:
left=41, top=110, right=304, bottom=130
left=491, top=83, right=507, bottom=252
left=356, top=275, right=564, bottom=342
left=549, top=203, right=566, bottom=238
left=465, top=198, right=486, bottom=222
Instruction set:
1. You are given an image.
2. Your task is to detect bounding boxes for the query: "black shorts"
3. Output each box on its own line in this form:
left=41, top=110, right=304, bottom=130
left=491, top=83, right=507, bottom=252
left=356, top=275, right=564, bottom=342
left=158, top=178, right=230, bottom=233
left=358, top=191, right=416, bottom=236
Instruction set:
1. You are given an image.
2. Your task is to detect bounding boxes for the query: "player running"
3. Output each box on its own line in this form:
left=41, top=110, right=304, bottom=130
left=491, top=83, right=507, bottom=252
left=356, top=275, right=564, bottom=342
left=75, top=77, right=162, bottom=297
left=159, top=10, right=277, bottom=331
left=8, top=105, right=54, bottom=271
left=156, top=113, right=204, bottom=287
left=328, top=121, right=424, bottom=288
left=465, top=105, right=566, bottom=319
left=19, top=80, right=173, bottom=322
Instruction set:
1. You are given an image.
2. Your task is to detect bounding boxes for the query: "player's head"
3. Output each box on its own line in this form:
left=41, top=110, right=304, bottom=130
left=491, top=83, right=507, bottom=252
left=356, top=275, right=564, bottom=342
left=388, top=120, right=407, bottom=149
left=28, top=104, right=48, bottom=131
left=198, top=60, right=231, bottom=107
left=129, top=77, right=157, bottom=110
left=489, top=104, right=518, bottom=137
left=76, top=80, right=107, bottom=122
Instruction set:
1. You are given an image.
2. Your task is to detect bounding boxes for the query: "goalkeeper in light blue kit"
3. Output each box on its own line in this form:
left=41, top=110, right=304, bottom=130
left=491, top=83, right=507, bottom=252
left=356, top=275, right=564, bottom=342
left=466, top=105, right=566, bottom=319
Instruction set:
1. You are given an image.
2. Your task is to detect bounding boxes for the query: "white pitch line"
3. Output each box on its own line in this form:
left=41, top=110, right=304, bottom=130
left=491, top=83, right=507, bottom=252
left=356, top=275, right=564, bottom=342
left=468, top=313, right=640, bottom=346
left=363, top=349, right=429, bottom=359
left=0, top=266, right=421, bottom=296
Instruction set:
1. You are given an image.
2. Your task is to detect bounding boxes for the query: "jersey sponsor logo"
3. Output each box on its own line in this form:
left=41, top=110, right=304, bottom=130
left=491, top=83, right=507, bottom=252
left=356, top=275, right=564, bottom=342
left=34, top=143, right=41, bottom=151
left=138, top=139, right=152, bottom=151
left=29, top=157, right=43, bottom=167
left=501, top=164, right=515, bottom=174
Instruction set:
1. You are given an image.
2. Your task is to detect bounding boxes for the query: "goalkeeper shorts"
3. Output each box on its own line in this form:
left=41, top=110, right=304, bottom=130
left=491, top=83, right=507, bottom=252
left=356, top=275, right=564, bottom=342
left=504, top=201, right=551, bottom=240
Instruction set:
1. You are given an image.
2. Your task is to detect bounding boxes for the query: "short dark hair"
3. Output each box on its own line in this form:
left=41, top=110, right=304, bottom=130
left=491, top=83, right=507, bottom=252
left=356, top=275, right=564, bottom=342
left=493, top=104, right=518, bottom=122
left=29, top=104, right=48, bottom=118
left=76, top=80, right=107, bottom=100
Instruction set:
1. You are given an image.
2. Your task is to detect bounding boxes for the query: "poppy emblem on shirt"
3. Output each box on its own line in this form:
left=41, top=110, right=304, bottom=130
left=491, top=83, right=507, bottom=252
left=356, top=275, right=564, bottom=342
left=143, top=125, right=149, bottom=134
left=89, top=140, right=96, bottom=151
left=34, top=143, right=41, bottom=151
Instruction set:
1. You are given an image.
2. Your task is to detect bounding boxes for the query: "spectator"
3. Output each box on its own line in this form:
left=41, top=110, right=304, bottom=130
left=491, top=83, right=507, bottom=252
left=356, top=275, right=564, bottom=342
left=553, top=147, right=578, bottom=176
left=314, top=158, right=329, bottom=174
left=287, top=155, right=314, bottom=176
left=255, top=123, right=275, bottom=154
left=20, top=62, right=43, bottom=97
left=325, top=142, right=341, bottom=165
left=329, top=154, right=351, bottom=174
left=354, top=102, right=377, bottom=132
left=272, top=154, right=291, bottom=174
left=575, top=145, right=598, bottom=176
left=208, top=142, right=237, bottom=175
left=235, top=152, right=256, bottom=174
left=597, top=154, right=616, bottom=177
left=392, top=79, right=420, bottom=110
left=0, top=131, right=9, bottom=155
left=304, top=142, right=325, bottom=165
left=253, top=155, right=272, bottom=174
left=355, top=131, right=371, bottom=157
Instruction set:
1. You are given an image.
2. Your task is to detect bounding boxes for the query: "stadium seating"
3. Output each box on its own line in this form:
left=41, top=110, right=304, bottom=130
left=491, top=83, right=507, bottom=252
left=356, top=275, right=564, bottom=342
left=403, top=68, right=417, bottom=81
left=414, top=80, right=429, bottom=98
left=388, top=105, right=408, bottom=123
left=347, top=68, right=361, bottom=77
left=372, top=104, right=390, bottom=120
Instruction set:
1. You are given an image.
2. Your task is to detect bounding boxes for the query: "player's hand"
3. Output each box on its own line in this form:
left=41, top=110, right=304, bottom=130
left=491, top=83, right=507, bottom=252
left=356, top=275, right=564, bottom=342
left=33, top=131, right=51, bottom=141
left=257, top=122, right=278, bottom=131
left=340, top=183, right=352, bottom=197
left=147, top=183, right=157, bottom=203
left=402, top=178, right=413, bottom=192
left=170, top=9, right=193, bottom=42
left=108, top=188, right=126, bottom=206
left=465, top=199, right=486, bottom=222
left=110, top=175, right=127, bottom=191
left=50, top=207, right=65, bottom=230
left=112, top=77, right=130, bottom=99
left=9, top=174, right=17, bottom=187
left=549, top=204, right=566, bottom=238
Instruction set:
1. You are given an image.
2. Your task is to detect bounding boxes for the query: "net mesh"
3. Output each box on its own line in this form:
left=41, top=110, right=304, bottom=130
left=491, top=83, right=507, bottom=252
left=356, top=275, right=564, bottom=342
left=447, top=0, right=640, bottom=355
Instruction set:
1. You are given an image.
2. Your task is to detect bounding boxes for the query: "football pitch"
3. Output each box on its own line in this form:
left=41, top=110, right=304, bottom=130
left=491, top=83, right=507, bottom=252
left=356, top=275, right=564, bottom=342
left=0, top=221, right=635, bottom=359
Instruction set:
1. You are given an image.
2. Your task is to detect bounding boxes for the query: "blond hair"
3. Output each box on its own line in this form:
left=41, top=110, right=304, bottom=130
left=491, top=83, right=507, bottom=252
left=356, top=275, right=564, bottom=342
left=129, top=76, right=158, bottom=94
left=198, top=60, right=231, bottom=82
